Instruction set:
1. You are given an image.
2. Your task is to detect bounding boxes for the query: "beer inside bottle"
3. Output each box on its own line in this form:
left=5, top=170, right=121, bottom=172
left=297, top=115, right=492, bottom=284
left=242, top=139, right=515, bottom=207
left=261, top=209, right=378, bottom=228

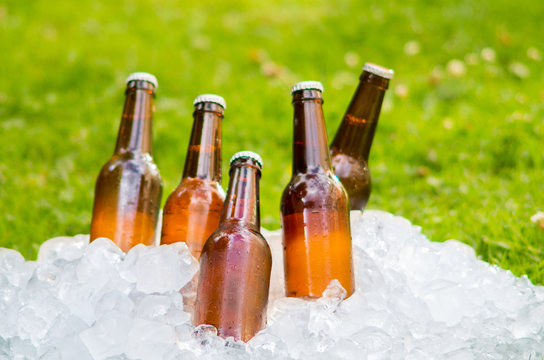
left=194, top=151, right=272, bottom=342
left=281, top=81, right=354, bottom=298
left=330, top=63, right=393, bottom=211
left=90, top=72, right=163, bottom=252
left=161, top=95, right=226, bottom=260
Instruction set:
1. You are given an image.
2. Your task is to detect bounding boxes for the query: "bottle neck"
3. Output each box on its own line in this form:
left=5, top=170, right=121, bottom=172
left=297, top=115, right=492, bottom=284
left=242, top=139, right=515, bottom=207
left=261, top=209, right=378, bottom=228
left=292, top=90, right=332, bottom=174
left=330, top=72, right=388, bottom=161
left=182, top=103, right=223, bottom=182
left=220, top=163, right=261, bottom=230
left=114, top=82, right=155, bottom=155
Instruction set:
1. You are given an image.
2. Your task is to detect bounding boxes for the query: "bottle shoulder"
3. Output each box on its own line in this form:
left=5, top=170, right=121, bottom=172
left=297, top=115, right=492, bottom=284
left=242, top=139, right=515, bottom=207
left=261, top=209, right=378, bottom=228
left=98, top=152, right=162, bottom=180
left=331, top=152, right=369, bottom=179
left=204, top=224, right=271, bottom=256
left=281, top=172, right=348, bottom=210
left=282, top=172, right=345, bottom=196
left=164, top=178, right=225, bottom=208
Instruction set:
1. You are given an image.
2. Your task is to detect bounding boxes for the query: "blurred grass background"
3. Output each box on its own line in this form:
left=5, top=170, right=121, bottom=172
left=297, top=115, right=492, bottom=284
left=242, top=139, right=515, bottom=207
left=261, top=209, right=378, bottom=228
left=0, top=0, right=543, bottom=282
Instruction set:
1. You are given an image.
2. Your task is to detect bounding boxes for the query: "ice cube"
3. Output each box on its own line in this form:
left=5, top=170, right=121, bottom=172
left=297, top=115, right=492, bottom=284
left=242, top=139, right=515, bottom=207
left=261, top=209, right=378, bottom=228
left=55, top=335, right=93, bottom=360
left=8, top=337, right=37, bottom=359
left=136, top=294, right=172, bottom=321
left=135, top=244, right=198, bottom=294
left=17, top=296, right=67, bottom=347
left=248, top=333, right=289, bottom=359
left=79, top=311, right=133, bottom=360
left=75, top=238, right=124, bottom=292
left=190, top=324, right=226, bottom=354
left=95, top=290, right=135, bottom=317
left=125, top=319, right=176, bottom=360
left=37, top=235, right=90, bottom=264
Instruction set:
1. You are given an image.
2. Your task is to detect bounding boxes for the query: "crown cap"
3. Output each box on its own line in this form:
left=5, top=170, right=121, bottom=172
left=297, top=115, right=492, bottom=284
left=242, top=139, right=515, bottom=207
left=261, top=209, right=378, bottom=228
left=229, top=151, right=263, bottom=170
left=363, top=63, right=394, bottom=79
left=290, top=81, right=324, bottom=95
left=193, top=94, right=226, bottom=109
left=125, top=72, right=158, bottom=88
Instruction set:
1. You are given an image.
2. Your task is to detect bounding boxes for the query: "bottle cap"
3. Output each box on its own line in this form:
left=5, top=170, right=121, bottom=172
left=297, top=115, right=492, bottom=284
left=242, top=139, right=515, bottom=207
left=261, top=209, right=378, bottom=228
left=362, top=63, right=394, bottom=79
left=229, top=151, right=263, bottom=170
left=193, top=94, right=227, bottom=110
left=126, top=72, right=159, bottom=88
left=290, top=81, right=324, bottom=95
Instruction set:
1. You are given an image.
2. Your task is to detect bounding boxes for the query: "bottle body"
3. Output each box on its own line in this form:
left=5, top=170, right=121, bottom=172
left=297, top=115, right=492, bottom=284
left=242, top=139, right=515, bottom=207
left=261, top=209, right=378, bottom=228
left=161, top=99, right=225, bottom=260
left=281, top=84, right=354, bottom=299
left=91, top=152, right=162, bottom=251
left=330, top=64, right=392, bottom=211
left=161, top=178, right=224, bottom=259
left=281, top=172, right=354, bottom=298
left=195, top=222, right=271, bottom=341
left=330, top=150, right=371, bottom=211
left=90, top=76, right=162, bottom=252
left=194, top=153, right=271, bottom=342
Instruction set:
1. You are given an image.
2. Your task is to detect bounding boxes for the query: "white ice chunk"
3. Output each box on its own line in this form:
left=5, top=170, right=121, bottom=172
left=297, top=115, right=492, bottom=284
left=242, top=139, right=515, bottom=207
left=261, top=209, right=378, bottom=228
left=37, top=234, right=90, bottom=264
left=135, top=243, right=198, bottom=294
left=79, top=311, right=133, bottom=360
left=125, top=319, right=176, bottom=360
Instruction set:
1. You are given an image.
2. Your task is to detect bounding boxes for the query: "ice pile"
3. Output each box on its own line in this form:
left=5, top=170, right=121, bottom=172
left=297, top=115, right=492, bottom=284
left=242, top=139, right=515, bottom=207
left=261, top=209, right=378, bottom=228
left=1, top=210, right=544, bottom=359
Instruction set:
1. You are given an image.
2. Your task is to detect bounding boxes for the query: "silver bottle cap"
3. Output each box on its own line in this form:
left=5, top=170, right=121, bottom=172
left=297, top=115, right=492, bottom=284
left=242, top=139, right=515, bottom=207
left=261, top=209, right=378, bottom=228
left=290, top=81, right=324, bottom=95
left=229, top=151, right=263, bottom=170
left=125, top=72, right=159, bottom=88
left=193, top=94, right=227, bottom=110
left=363, top=63, right=394, bottom=79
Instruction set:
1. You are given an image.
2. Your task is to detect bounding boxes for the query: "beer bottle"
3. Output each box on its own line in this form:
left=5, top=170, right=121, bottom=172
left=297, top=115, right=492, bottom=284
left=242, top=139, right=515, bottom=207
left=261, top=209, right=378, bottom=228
left=90, top=72, right=163, bottom=252
left=194, top=151, right=272, bottom=342
left=330, top=63, right=393, bottom=211
left=161, top=95, right=226, bottom=260
left=281, top=81, right=354, bottom=298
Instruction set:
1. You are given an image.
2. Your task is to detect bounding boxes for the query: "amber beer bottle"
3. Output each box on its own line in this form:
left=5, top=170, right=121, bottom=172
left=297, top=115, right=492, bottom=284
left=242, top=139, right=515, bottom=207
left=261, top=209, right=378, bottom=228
left=90, top=72, right=163, bottom=252
left=194, top=151, right=272, bottom=342
left=161, top=95, right=226, bottom=260
left=330, top=63, right=393, bottom=211
left=281, top=81, right=354, bottom=298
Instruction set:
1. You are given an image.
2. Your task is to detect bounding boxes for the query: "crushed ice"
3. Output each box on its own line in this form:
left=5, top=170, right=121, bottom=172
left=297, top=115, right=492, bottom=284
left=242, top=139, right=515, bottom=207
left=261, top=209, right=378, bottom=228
left=1, top=210, right=543, bottom=359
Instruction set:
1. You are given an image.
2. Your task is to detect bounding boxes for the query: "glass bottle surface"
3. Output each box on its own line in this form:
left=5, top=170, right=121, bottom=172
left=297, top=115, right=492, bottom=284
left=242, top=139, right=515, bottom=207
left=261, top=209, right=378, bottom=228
left=330, top=63, right=393, bottom=211
left=161, top=96, right=226, bottom=260
left=194, top=152, right=272, bottom=342
left=281, top=82, right=354, bottom=299
left=90, top=73, right=163, bottom=252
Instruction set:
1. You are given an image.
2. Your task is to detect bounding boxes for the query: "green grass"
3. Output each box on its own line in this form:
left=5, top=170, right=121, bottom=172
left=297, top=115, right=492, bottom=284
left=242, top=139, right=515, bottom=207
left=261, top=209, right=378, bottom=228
left=0, top=0, right=543, bottom=282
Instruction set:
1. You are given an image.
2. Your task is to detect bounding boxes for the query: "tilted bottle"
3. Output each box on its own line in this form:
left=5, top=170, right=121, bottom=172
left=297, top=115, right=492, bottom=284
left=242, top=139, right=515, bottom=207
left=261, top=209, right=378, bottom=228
left=90, top=72, right=163, bottom=252
left=161, top=95, right=226, bottom=260
left=330, top=63, right=393, bottom=211
left=281, top=81, right=354, bottom=298
left=194, top=151, right=271, bottom=342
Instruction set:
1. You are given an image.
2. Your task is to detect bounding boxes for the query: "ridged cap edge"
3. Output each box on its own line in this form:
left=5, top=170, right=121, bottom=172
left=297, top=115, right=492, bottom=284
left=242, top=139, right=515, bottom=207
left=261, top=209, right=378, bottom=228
left=126, top=72, right=159, bottom=88
left=229, top=151, right=263, bottom=170
left=290, top=81, right=324, bottom=95
left=363, top=63, right=394, bottom=79
left=193, top=94, right=226, bottom=110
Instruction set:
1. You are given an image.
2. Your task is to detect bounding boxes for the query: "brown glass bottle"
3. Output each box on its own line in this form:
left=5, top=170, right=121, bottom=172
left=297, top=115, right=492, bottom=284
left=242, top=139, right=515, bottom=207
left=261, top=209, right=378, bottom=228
left=90, top=72, right=163, bottom=252
left=330, top=63, right=393, bottom=211
left=194, top=151, right=271, bottom=342
left=161, top=95, right=226, bottom=260
left=281, top=81, right=354, bottom=299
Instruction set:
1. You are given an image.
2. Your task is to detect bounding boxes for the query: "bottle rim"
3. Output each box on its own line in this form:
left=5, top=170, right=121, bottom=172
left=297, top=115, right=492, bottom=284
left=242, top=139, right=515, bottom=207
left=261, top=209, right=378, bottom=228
left=290, top=81, right=324, bottom=95
left=229, top=151, right=263, bottom=170
left=193, top=94, right=227, bottom=110
left=126, top=72, right=159, bottom=88
left=362, top=63, right=394, bottom=79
